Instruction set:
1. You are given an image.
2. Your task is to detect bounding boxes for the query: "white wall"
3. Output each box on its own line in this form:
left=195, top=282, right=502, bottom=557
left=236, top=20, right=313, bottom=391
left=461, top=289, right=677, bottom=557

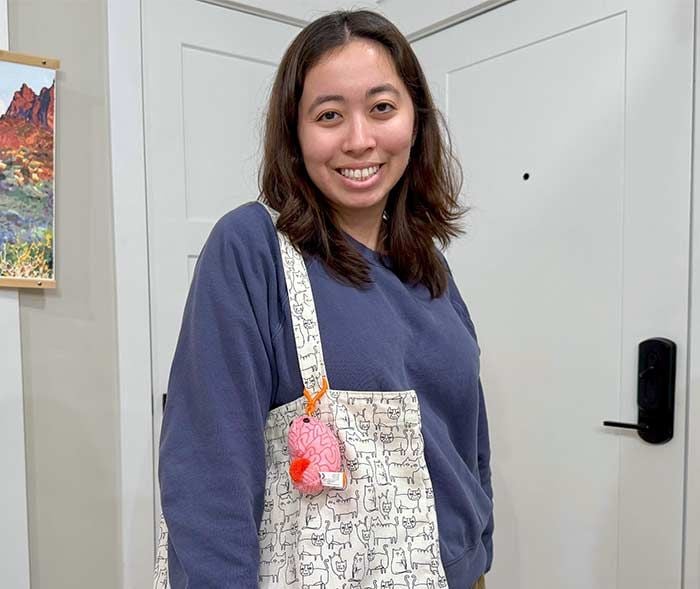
left=9, top=0, right=122, bottom=587
left=0, top=3, right=30, bottom=587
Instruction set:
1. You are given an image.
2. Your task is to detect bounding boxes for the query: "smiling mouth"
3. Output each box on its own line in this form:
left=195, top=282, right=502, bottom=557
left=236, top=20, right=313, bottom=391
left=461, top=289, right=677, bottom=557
left=335, top=163, right=384, bottom=181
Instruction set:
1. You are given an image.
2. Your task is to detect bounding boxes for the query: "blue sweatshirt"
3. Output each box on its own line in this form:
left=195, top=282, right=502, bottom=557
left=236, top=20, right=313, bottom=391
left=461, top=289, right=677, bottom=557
left=159, top=201, right=494, bottom=588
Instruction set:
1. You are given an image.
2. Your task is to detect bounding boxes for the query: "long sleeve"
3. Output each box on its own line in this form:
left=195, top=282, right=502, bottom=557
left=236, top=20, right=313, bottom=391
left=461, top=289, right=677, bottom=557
left=442, top=257, right=495, bottom=572
left=476, top=377, right=495, bottom=571
left=158, top=213, right=281, bottom=588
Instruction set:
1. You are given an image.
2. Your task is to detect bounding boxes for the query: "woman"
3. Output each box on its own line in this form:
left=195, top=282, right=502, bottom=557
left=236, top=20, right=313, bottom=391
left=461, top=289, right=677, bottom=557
left=158, top=9, right=493, bottom=589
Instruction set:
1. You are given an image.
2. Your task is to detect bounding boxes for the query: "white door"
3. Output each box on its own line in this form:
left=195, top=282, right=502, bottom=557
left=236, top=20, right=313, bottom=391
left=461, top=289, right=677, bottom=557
left=141, top=0, right=300, bottom=516
left=412, top=1, right=692, bottom=588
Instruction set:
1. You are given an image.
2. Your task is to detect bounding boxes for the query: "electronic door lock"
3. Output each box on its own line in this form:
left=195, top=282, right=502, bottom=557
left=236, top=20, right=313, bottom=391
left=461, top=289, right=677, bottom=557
left=603, top=337, right=676, bottom=444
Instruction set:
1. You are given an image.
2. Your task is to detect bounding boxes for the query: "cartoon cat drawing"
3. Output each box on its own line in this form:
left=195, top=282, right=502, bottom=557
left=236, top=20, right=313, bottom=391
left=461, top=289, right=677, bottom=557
left=329, top=549, right=347, bottom=580
left=390, top=546, right=410, bottom=574
left=305, top=502, right=322, bottom=529
left=350, top=552, right=365, bottom=581
left=363, top=484, right=378, bottom=512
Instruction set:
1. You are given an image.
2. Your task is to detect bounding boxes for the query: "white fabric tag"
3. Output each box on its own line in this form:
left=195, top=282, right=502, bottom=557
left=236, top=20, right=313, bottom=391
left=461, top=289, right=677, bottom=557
left=320, top=471, right=346, bottom=490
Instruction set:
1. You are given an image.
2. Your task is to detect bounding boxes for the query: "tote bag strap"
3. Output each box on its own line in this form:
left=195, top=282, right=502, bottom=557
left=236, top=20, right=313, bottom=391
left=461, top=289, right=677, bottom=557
left=153, top=203, right=331, bottom=589
left=261, top=203, right=329, bottom=394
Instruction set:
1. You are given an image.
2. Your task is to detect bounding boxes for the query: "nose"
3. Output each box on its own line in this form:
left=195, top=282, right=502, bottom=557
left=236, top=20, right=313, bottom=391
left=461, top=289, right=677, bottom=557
left=342, top=115, right=376, bottom=154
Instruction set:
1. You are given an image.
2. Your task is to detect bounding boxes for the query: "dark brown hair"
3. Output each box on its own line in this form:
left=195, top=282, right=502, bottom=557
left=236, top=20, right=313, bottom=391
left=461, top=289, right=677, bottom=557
left=258, top=9, right=465, bottom=298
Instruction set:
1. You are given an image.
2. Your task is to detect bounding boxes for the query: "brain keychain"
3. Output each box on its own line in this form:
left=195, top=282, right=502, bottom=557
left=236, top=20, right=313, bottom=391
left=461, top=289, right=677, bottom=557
left=287, top=377, right=347, bottom=494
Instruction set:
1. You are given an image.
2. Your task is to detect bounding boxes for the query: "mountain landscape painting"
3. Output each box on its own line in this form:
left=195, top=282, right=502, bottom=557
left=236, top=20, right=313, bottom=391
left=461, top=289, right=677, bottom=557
left=0, top=54, right=57, bottom=288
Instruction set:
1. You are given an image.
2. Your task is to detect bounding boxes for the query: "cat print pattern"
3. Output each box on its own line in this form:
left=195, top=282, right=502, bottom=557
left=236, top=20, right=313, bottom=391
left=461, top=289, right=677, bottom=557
left=259, top=388, right=448, bottom=588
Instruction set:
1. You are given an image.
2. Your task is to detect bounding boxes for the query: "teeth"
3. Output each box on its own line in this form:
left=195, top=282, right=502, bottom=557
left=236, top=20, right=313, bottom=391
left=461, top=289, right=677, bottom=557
left=339, top=165, right=380, bottom=180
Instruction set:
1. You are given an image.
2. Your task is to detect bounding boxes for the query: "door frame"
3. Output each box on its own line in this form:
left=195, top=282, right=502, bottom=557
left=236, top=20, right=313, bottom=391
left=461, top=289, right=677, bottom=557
left=107, top=1, right=154, bottom=586
left=107, top=0, right=700, bottom=587
left=685, top=3, right=700, bottom=588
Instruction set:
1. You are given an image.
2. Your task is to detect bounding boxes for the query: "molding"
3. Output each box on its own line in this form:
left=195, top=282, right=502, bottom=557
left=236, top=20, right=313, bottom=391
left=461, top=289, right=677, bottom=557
left=107, top=0, right=155, bottom=586
left=195, top=0, right=517, bottom=40
left=406, top=0, right=517, bottom=42
left=685, top=2, right=700, bottom=587
left=197, top=0, right=307, bottom=27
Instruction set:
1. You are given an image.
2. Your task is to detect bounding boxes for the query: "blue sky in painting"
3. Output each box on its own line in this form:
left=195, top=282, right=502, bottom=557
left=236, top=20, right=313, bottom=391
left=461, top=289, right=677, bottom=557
left=0, top=60, right=54, bottom=116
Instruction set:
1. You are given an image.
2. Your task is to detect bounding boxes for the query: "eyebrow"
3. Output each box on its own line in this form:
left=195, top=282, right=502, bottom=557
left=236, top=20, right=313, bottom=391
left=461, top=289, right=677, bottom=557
left=306, top=83, right=401, bottom=115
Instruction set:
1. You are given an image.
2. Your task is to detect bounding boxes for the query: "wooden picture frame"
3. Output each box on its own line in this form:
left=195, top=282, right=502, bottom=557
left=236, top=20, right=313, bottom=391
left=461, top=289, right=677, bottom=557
left=0, top=50, right=59, bottom=289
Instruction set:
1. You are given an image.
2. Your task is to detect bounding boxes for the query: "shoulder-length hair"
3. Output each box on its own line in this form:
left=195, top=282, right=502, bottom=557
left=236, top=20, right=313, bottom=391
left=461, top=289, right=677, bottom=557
left=259, top=9, right=465, bottom=298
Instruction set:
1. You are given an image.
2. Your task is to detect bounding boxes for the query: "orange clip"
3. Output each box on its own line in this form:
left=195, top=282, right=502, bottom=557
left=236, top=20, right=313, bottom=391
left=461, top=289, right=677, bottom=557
left=303, top=376, right=329, bottom=415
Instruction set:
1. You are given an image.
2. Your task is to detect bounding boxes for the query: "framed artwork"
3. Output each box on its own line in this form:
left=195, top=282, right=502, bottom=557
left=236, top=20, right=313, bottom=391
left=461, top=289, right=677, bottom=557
left=0, top=50, right=59, bottom=289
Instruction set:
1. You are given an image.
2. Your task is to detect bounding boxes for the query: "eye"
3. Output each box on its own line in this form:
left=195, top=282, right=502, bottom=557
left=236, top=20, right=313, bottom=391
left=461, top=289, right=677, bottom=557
left=373, top=102, right=395, bottom=114
left=317, top=111, right=340, bottom=122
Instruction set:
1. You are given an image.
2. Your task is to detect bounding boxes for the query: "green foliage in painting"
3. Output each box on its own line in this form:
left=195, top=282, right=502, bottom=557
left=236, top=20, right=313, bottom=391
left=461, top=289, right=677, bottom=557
left=0, top=227, right=52, bottom=278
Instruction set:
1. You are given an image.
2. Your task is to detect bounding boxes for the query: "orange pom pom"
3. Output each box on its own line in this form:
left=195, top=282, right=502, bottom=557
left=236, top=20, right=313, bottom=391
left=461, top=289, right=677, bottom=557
left=289, top=457, right=311, bottom=482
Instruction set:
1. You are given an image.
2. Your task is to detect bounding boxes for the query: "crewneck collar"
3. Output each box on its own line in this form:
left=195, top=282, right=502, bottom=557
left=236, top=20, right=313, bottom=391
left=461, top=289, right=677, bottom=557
left=342, top=230, right=391, bottom=268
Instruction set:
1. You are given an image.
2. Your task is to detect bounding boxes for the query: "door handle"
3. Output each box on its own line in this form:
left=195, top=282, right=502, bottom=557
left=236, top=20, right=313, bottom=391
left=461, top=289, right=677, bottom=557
left=603, top=337, right=676, bottom=444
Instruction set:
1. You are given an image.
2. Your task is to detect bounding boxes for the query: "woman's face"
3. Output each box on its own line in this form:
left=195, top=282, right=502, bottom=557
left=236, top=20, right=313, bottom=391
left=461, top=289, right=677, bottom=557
left=297, top=39, right=415, bottom=227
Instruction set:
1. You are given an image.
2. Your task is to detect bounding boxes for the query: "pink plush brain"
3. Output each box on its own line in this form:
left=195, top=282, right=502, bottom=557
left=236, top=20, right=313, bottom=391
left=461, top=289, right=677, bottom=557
left=288, top=415, right=343, bottom=494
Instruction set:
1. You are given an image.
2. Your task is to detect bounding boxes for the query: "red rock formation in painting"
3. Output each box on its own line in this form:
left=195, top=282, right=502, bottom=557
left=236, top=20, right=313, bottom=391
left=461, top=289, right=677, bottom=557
left=0, top=82, right=54, bottom=161
left=5, top=82, right=55, bottom=130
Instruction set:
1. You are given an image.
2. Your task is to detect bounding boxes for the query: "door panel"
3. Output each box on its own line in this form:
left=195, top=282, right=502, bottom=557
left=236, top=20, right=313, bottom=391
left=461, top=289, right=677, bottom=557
left=180, top=44, right=277, bottom=220
left=413, top=1, right=692, bottom=587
